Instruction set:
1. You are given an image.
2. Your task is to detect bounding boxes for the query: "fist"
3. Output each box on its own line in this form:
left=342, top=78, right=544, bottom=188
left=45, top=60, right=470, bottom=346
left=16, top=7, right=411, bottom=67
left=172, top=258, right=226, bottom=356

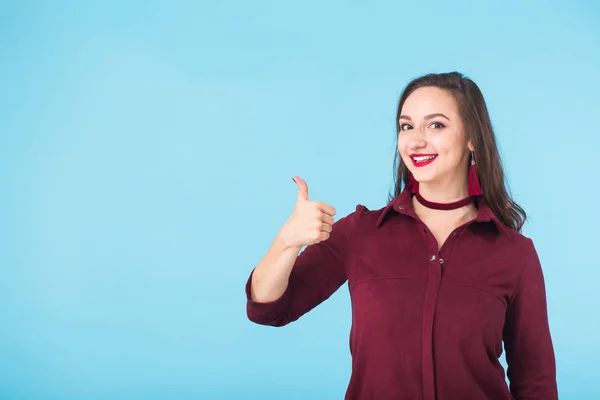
left=279, top=176, right=337, bottom=249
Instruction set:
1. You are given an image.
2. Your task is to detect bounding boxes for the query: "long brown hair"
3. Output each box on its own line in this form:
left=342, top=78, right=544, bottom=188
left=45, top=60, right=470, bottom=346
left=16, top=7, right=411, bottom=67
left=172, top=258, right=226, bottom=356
left=390, top=72, right=526, bottom=232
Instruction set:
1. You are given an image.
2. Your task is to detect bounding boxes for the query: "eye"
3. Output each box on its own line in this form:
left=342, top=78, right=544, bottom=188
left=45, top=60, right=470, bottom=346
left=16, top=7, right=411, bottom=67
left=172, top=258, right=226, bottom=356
left=430, top=122, right=445, bottom=129
left=400, top=123, right=413, bottom=131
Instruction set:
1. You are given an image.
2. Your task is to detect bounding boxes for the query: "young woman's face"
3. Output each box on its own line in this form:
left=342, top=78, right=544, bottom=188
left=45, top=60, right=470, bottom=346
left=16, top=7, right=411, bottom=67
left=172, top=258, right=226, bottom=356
left=397, top=86, right=472, bottom=188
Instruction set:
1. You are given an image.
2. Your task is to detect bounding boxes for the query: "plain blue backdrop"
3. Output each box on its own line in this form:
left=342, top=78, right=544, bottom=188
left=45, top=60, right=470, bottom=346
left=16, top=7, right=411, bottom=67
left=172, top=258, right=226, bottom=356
left=1, top=1, right=599, bottom=399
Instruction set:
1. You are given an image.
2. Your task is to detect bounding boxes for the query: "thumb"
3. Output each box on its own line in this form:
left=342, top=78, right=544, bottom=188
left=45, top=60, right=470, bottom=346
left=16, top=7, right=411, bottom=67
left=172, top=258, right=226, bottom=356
left=292, top=176, right=309, bottom=202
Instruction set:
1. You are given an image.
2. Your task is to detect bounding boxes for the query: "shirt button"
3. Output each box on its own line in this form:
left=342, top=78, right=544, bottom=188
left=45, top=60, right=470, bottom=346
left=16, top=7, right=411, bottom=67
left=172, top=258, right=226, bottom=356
left=430, top=255, right=436, bottom=261
left=439, top=258, right=444, bottom=264
left=424, top=228, right=428, bottom=233
left=398, top=205, right=404, bottom=210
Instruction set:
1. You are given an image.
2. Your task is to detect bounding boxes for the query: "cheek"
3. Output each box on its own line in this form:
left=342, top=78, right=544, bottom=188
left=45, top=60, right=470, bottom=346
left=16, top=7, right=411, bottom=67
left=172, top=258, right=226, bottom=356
left=397, top=135, right=408, bottom=153
left=397, top=137, right=410, bottom=161
left=430, top=135, right=457, bottom=157
left=429, top=135, right=446, bottom=149
left=430, top=136, right=466, bottom=167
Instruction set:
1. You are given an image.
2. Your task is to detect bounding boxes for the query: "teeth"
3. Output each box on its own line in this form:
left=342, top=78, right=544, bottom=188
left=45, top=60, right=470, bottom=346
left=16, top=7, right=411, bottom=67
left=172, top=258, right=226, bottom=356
left=414, top=155, right=436, bottom=162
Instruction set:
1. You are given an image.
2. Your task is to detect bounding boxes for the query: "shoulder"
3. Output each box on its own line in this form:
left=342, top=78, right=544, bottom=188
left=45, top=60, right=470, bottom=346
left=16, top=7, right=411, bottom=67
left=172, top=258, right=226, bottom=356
left=344, top=203, right=389, bottom=225
left=482, top=224, right=538, bottom=269
left=335, top=203, right=402, bottom=236
left=502, top=228, right=537, bottom=254
left=334, top=204, right=372, bottom=230
left=496, top=229, right=544, bottom=286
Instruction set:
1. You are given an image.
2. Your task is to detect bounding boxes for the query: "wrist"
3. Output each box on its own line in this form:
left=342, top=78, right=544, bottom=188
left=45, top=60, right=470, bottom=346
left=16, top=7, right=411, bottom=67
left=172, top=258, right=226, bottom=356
left=275, top=231, right=300, bottom=253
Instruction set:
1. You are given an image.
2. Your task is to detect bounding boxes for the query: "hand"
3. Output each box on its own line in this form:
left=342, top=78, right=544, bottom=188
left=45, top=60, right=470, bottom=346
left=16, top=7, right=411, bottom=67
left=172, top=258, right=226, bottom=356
left=279, top=176, right=337, bottom=249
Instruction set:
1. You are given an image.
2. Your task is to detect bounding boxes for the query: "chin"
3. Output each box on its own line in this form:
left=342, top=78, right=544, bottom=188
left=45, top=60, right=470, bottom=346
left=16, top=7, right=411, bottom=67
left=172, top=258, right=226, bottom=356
left=409, top=172, right=436, bottom=183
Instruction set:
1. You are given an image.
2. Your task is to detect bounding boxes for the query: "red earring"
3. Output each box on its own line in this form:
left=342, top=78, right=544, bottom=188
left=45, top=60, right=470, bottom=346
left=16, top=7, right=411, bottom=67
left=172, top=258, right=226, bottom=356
left=407, top=173, right=419, bottom=194
left=468, top=151, right=483, bottom=196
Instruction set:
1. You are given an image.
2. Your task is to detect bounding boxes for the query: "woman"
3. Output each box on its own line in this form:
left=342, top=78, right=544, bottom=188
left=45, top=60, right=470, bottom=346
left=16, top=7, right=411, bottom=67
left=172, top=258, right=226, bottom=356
left=244, top=72, right=558, bottom=400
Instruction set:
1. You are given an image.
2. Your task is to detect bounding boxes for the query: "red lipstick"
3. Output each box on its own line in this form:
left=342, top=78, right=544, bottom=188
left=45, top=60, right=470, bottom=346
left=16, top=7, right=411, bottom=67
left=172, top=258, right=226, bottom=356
left=410, top=153, right=438, bottom=167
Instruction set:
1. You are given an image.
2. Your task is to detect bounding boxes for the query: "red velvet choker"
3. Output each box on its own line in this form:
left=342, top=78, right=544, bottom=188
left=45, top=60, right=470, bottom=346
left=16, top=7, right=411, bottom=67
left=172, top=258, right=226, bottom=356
left=414, top=192, right=474, bottom=210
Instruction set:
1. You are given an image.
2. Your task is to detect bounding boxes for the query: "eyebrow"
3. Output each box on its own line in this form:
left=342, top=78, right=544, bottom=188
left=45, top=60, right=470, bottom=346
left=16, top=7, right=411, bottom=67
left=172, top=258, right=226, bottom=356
left=399, top=113, right=451, bottom=121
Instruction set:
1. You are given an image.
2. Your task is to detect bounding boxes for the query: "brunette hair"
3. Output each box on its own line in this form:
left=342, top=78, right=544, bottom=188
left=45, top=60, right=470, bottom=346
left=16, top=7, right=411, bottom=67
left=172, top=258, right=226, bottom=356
left=390, top=72, right=526, bottom=232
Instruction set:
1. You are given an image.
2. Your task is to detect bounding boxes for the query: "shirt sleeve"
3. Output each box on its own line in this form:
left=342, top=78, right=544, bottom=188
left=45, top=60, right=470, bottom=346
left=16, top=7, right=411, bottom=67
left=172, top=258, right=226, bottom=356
left=503, top=238, right=558, bottom=399
left=245, top=204, right=364, bottom=327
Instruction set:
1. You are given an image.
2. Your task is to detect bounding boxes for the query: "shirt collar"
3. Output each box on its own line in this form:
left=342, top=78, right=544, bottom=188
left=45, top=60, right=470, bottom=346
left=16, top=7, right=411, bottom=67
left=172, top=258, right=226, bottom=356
left=375, top=188, right=513, bottom=238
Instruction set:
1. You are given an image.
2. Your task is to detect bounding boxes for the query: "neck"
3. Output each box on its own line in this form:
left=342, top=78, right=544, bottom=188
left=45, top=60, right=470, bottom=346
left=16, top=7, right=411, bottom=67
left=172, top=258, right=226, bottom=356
left=415, top=192, right=473, bottom=210
left=417, top=181, right=469, bottom=203
left=412, top=194, right=477, bottom=225
left=411, top=182, right=477, bottom=220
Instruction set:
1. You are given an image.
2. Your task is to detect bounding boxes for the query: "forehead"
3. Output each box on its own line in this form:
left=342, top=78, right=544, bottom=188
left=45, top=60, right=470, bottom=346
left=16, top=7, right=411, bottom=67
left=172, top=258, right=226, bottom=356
left=401, top=86, right=458, bottom=117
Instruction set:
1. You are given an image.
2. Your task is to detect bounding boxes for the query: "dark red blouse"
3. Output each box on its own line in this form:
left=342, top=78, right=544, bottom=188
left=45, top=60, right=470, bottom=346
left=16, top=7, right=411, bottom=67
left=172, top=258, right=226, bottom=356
left=245, top=189, right=558, bottom=400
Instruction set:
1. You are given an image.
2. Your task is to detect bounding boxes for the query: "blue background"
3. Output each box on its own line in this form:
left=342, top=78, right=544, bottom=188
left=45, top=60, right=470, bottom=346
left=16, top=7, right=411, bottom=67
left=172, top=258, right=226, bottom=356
left=1, top=1, right=599, bottom=399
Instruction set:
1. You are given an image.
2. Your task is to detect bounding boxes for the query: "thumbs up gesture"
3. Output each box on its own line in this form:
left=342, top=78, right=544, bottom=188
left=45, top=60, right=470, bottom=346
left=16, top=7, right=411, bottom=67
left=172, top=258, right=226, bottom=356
left=279, top=176, right=337, bottom=249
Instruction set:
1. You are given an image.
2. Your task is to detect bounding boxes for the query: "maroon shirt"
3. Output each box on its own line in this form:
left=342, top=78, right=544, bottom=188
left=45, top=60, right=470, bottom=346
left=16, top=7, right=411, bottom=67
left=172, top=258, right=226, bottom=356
left=245, top=188, right=558, bottom=399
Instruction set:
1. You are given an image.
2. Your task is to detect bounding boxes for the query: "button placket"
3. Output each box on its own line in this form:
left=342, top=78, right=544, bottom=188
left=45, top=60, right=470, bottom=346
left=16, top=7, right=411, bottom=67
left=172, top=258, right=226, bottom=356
left=422, top=244, right=443, bottom=400
left=440, top=228, right=462, bottom=267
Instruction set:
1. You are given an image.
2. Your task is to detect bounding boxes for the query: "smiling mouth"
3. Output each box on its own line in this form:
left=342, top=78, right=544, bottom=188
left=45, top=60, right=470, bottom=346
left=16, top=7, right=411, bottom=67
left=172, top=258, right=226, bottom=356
left=410, top=154, right=438, bottom=166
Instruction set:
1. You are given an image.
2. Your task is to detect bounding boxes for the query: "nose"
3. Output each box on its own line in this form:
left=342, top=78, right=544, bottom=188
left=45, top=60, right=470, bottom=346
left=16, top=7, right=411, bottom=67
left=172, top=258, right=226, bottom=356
left=407, top=129, right=427, bottom=151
